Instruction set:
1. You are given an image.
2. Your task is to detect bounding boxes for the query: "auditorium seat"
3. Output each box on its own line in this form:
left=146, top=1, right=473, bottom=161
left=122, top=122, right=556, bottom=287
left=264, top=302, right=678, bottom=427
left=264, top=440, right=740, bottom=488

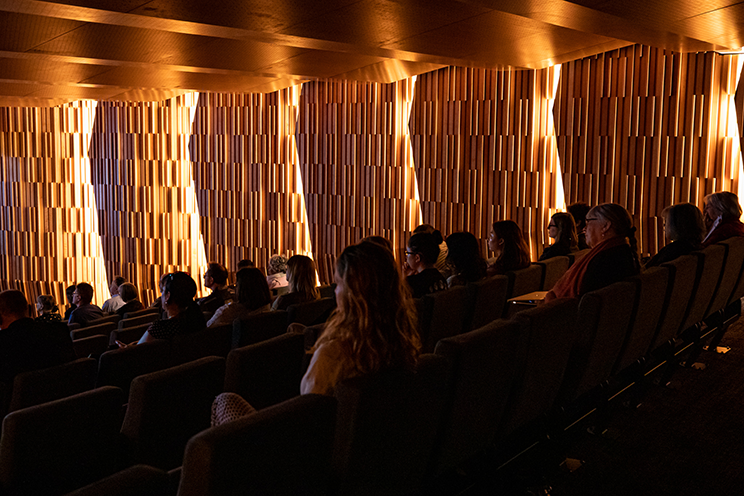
left=287, top=297, right=336, bottom=326
left=71, top=322, right=118, bottom=341
left=84, top=314, right=122, bottom=328
left=724, top=237, right=744, bottom=306
left=678, top=245, right=725, bottom=335
left=97, top=340, right=170, bottom=397
left=318, top=283, right=337, bottom=299
left=418, top=285, right=469, bottom=353
left=223, top=332, right=305, bottom=410
left=0, top=386, right=125, bottom=495
left=118, top=313, right=159, bottom=330
left=648, top=254, right=699, bottom=352
left=505, top=264, right=543, bottom=300
left=121, top=356, right=226, bottom=470
left=109, top=323, right=150, bottom=347
left=170, top=325, right=232, bottom=366
left=332, top=354, right=448, bottom=495
left=64, top=465, right=169, bottom=496
left=534, top=256, right=570, bottom=290
left=122, top=307, right=161, bottom=320
left=464, top=275, right=509, bottom=331
left=232, top=310, right=288, bottom=348
left=567, top=248, right=590, bottom=266
left=72, top=335, right=110, bottom=359
left=8, top=357, right=97, bottom=414
left=429, top=319, right=525, bottom=477
left=178, top=394, right=337, bottom=496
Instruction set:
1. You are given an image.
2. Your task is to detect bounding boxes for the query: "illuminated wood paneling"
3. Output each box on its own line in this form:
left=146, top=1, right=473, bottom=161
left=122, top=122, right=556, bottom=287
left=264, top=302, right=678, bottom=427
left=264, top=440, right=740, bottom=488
left=409, top=66, right=563, bottom=259
left=0, top=101, right=109, bottom=307
left=296, top=79, right=422, bottom=281
left=88, top=94, right=208, bottom=304
left=189, top=89, right=313, bottom=280
left=554, top=45, right=743, bottom=257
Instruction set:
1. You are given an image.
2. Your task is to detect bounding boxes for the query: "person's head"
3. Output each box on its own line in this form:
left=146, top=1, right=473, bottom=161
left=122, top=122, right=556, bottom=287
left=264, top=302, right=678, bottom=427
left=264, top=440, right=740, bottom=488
left=267, top=255, right=288, bottom=276
left=117, top=283, right=139, bottom=303
left=65, top=285, right=76, bottom=306
left=237, top=259, right=255, bottom=270
left=322, top=241, right=420, bottom=375
left=446, top=232, right=486, bottom=280
left=0, top=290, right=29, bottom=329
left=548, top=212, right=579, bottom=249
left=73, top=283, right=94, bottom=306
left=36, top=294, right=58, bottom=314
left=567, top=202, right=591, bottom=230
left=203, top=262, right=228, bottom=289
left=162, top=272, right=198, bottom=315
left=109, top=276, right=125, bottom=296
left=286, top=255, right=319, bottom=299
left=703, top=192, right=742, bottom=228
left=585, top=203, right=638, bottom=259
left=406, top=232, right=441, bottom=272
left=235, top=268, right=272, bottom=311
left=488, top=220, right=531, bottom=264
left=662, top=203, right=705, bottom=244
left=360, top=236, right=393, bottom=253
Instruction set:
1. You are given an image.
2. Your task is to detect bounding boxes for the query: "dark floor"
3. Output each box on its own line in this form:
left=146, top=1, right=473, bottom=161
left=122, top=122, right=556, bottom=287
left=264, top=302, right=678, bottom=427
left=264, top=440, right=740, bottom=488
left=461, top=317, right=744, bottom=496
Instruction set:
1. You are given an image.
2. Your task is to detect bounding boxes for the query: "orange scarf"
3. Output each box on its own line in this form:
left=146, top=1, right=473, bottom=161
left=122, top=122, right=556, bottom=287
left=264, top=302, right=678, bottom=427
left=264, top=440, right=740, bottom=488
left=545, top=236, right=629, bottom=301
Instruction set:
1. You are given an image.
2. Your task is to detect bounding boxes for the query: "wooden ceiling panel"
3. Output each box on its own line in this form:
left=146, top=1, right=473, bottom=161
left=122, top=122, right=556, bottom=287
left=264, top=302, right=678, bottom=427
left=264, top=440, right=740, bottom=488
left=0, top=11, right=86, bottom=52
left=671, top=3, right=744, bottom=48
left=0, top=57, right=110, bottom=85
left=568, top=0, right=743, bottom=25
left=256, top=50, right=387, bottom=79
left=335, top=60, right=448, bottom=84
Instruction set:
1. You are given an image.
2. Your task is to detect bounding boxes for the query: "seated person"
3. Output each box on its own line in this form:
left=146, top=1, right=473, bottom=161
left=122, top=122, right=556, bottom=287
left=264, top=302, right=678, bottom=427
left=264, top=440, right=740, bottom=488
left=149, top=273, right=169, bottom=312
left=360, top=235, right=393, bottom=252
left=0, top=290, right=75, bottom=386
left=403, top=232, right=447, bottom=298
left=539, top=212, right=579, bottom=261
left=546, top=203, right=640, bottom=301
left=645, top=203, right=705, bottom=268
left=131, top=272, right=206, bottom=344
left=102, top=276, right=126, bottom=314
left=568, top=202, right=591, bottom=250
left=211, top=240, right=421, bottom=424
left=271, top=255, right=321, bottom=310
left=445, top=232, right=487, bottom=287
left=702, top=191, right=744, bottom=247
left=413, top=224, right=452, bottom=279
left=266, top=255, right=289, bottom=291
left=197, top=262, right=233, bottom=314
left=116, top=283, right=145, bottom=317
left=68, top=283, right=105, bottom=326
left=63, top=284, right=76, bottom=321
left=208, top=268, right=272, bottom=328
left=487, top=220, right=532, bottom=275
left=35, top=295, right=62, bottom=323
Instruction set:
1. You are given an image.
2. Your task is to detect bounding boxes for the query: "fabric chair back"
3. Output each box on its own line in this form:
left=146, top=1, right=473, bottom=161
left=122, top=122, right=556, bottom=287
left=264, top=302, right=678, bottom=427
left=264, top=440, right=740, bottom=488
left=506, top=264, right=543, bottom=299
left=651, top=254, right=699, bottom=351
left=287, top=297, right=336, bottom=326
left=418, top=285, right=469, bottom=353
left=97, top=340, right=170, bottom=398
left=464, top=275, right=509, bottom=331
left=110, top=323, right=150, bottom=347
left=84, top=314, right=122, bottom=328
left=118, top=312, right=159, bottom=330
left=71, top=322, right=117, bottom=341
left=65, top=465, right=169, bottom=496
left=535, top=256, right=570, bottom=290
left=681, top=245, right=725, bottom=330
left=232, top=310, right=288, bottom=348
left=73, top=335, right=109, bottom=359
left=170, top=325, right=232, bottom=366
left=9, top=357, right=97, bottom=413
left=121, top=307, right=161, bottom=320
left=707, top=238, right=744, bottom=314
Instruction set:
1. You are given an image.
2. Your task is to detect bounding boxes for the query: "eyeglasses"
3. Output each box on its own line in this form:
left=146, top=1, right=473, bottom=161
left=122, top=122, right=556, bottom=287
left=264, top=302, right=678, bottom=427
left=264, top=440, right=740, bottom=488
left=405, top=251, right=417, bottom=256
left=548, top=223, right=556, bottom=228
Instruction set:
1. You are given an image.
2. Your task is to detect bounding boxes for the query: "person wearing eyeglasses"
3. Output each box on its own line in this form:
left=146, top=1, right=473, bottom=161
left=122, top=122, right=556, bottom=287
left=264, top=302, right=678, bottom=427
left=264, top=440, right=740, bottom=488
left=404, top=232, right=447, bottom=298
left=546, top=203, right=640, bottom=301
left=539, top=213, right=579, bottom=261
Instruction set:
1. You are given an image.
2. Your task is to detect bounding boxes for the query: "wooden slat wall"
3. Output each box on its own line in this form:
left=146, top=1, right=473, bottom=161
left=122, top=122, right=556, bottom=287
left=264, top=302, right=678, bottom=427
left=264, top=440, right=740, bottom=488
left=554, top=45, right=743, bottom=257
left=296, top=79, right=421, bottom=281
left=408, top=66, right=563, bottom=259
left=189, top=89, right=313, bottom=282
left=88, top=94, right=208, bottom=305
left=0, top=101, right=110, bottom=308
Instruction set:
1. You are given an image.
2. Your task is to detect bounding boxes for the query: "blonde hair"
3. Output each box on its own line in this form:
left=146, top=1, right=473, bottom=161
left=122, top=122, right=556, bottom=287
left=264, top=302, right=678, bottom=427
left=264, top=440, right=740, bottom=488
left=315, top=242, right=420, bottom=375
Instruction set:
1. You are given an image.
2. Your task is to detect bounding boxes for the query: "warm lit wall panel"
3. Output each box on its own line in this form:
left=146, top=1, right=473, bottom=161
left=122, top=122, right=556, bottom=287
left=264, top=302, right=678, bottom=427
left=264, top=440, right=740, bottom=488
left=409, top=66, right=563, bottom=260
left=0, top=101, right=109, bottom=308
left=555, top=45, right=743, bottom=256
left=88, top=94, right=208, bottom=304
left=189, top=89, right=312, bottom=281
left=296, top=79, right=421, bottom=281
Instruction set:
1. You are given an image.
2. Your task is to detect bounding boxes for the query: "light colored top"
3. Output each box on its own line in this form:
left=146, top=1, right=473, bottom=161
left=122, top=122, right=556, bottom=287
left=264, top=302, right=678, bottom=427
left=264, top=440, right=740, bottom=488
left=206, top=301, right=270, bottom=328
left=300, top=339, right=356, bottom=396
left=102, top=294, right=125, bottom=314
left=266, top=272, right=288, bottom=290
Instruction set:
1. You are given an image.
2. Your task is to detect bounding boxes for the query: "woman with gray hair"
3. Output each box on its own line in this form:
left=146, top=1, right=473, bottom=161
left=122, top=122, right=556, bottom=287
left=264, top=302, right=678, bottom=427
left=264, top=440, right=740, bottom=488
left=645, top=203, right=705, bottom=268
left=266, top=254, right=288, bottom=290
left=702, top=191, right=744, bottom=247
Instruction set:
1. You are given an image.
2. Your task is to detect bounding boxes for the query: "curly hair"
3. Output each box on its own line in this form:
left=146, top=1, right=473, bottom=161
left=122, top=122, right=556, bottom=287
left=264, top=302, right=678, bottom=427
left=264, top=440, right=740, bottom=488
left=315, top=241, right=420, bottom=375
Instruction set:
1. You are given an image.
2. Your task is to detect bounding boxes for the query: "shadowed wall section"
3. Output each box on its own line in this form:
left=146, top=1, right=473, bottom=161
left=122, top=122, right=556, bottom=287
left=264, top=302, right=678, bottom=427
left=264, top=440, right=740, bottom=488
left=554, top=46, right=744, bottom=256
left=409, top=66, right=564, bottom=259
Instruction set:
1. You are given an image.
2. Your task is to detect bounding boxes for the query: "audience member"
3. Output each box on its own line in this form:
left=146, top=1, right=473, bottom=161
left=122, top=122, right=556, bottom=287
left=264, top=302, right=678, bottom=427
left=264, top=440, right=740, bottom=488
left=102, top=276, right=126, bottom=314
left=445, top=232, right=487, bottom=287
left=198, top=262, right=233, bottom=314
left=68, top=283, right=105, bottom=326
left=404, top=232, right=447, bottom=298
left=116, top=282, right=145, bottom=317
left=645, top=203, right=705, bottom=268
left=35, top=295, right=62, bottom=323
left=63, top=284, right=76, bottom=321
left=132, top=272, right=205, bottom=344
left=546, top=203, right=640, bottom=301
left=149, top=273, right=169, bottom=312
left=266, top=255, right=289, bottom=290
left=539, top=212, right=579, bottom=261
left=211, top=241, right=421, bottom=424
left=237, top=259, right=255, bottom=270
left=0, top=290, right=75, bottom=386
left=702, top=191, right=744, bottom=247
left=568, top=202, right=591, bottom=250
left=208, top=268, right=272, bottom=327
left=414, top=224, right=452, bottom=278
left=487, top=220, right=532, bottom=275
left=271, top=255, right=321, bottom=310
left=360, top=236, right=393, bottom=253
